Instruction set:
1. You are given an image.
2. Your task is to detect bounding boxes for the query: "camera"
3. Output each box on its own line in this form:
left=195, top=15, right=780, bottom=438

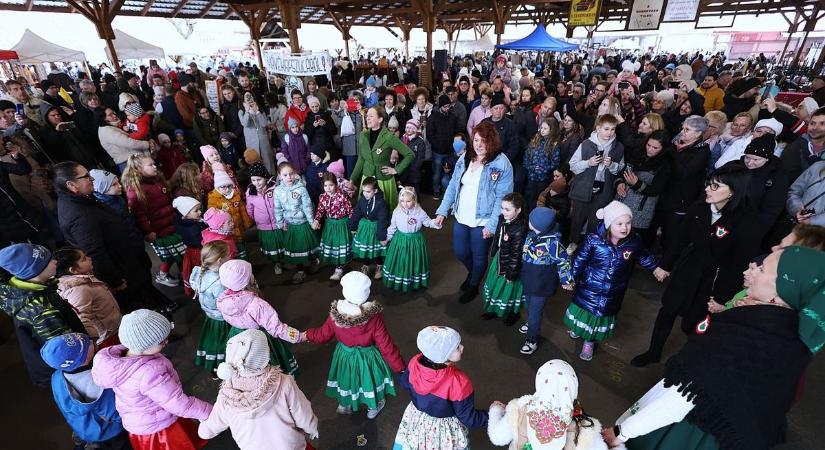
left=618, top=81, right=630, bottom=90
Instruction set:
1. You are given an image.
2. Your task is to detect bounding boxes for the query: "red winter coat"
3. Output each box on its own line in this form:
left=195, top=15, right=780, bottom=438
left=284, top=104, right=309, bottom=130
left=306, top=301, right=405, bottom=372
left=126, top=176, right=175, bottom=238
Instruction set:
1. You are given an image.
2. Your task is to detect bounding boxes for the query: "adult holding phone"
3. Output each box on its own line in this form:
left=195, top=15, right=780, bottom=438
left=41, top=104, right=115, bottom=171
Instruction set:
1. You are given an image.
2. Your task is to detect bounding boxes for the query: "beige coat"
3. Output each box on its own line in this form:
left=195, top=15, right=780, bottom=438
left=57, top=274, right=121, bottom=343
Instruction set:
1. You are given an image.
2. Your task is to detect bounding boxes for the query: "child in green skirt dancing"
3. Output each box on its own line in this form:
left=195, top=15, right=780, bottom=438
left=189, top=241, right=232, bottom=377
left=481, top=193, right=528, bottom=326
left=216, top=259, right=302, bottom=376
left=382, top=186, right=441, bottom=292
left=245, top=163, right=285, bottom=274
left=349, top=177, right=389, bottom=280
left=312, top=172, right=354, bottom=281
left=274, top=161, right=319, bottom=284
left=302, top=271, right=405, bottom=419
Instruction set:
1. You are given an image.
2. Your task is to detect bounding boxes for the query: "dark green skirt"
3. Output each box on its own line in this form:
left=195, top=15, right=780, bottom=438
left=194, top=317, right=231, bottom=370
left=320, top=217, right=351, bottom=265
left=325, top=342, right=396, bottom=410
left=482, top=252, right=525, bottom=316
left=150, top=233, right=186, bottom=263
left=382, top=230, right=429, bottom=292
left=563, top=303, right=616, bottom=342
left=227, top=326, right=299, bottom=377
left=352, top=218, right=386, bottom=260
left=236, top=240, right=248, bottom=261
left=282, top=221, right=319, bottom=265
left=258, top=229, right=284, bottom=263
left=626, top=421, right=720, bottom=450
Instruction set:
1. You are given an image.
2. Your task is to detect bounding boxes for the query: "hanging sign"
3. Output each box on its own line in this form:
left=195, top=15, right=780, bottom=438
left=262, top=51, right=332, bottom=76
left=568, top=0, right=602, bottom=27
left=204, top=79, right=221, bottom=112
left=663, top=0, right=700, bottom=22
left=627, top=0, right=665, bottom=30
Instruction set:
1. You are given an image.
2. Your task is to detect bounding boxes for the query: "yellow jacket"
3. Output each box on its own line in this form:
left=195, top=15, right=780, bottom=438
left=698, top=86, right=725, bottom=112
left=207, top=189, right=252, bottom=241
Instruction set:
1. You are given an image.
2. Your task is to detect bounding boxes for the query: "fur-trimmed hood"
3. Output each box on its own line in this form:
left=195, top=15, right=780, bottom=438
left=330, top=300, right=382, bottom=328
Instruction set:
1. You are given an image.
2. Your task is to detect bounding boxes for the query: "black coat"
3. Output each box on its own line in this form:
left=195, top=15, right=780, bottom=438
left=721, top=93, right=755, bottom=121
left=0, top=155, right=42, bottom=247
left=174, top=215, right=206, bottom=248
left=616, top=122, right=649, bottom=166
left=304, top=110, right=338, bottom=152
left=780, top=136, right=823, bottom=183
left=659, top=141, right=709, bottom=213
left=221, top=100, right=245, bottom=140
left=490, top=213, right=528, bottom=280
left=745, top=157, right=789, bottom=233
left=427, top=108, right=459, bottom=154
left=349, top=190, right=390, bottom=241
left=483, top=116, right=520, bottom=164
left=512, top=105, right=538, bottom=151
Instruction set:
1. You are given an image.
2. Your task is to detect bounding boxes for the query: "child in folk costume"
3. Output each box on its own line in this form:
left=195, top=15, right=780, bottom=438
left=312, top=172, right=354, bottom=281
left=563, top=201, right=658, bottom=361
left=274, top=161, right=319, bottom=285
left=122, top=153, right=185, bottom=288
left=487, top=359, right=609, bottom=450
left=190, top=241, right=233, bottom=375
left=394, top=326, right=490, bottom=450
left=217, top=259, right=302, bottom=376
left=303, top=272, right=405, bottom=419
left=198, top=330, right=319, bottom=450
left=382, top=187, right=441, bottom=292
left=518, top=208, right=575, bottom=355
left=200, top=145, right=239, bottom=200
left=349, top=177, right=390, bottom=279
left=91, top=310, right=212, bottom=450
left=172, top=196, right=206, bottom=298
left=482, top=193, right=528, bottom=326
left=245, top=163, right=285, bottom=274
left=207, top=169, right=252, bottom=260
left=201, top=208, right=238, bottom=258
left=55, top=248, right=122, bottom=348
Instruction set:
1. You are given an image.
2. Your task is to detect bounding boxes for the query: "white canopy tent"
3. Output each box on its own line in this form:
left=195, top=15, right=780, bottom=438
left=105, top=29, right=165, bottom=61
left=10, top=29, right=86, bottom=64
left=452, top=35, right=495, bottom=55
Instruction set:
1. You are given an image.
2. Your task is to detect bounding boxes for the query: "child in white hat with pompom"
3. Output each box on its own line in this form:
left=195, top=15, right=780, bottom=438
left=199, top=329, right=318, bottom=450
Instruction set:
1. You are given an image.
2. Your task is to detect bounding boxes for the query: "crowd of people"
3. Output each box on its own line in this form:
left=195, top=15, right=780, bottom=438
left=1, top=47, right=825, bottom=450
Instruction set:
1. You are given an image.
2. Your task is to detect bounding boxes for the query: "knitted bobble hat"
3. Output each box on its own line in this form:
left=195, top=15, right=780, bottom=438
left=744, top=133, right=777, bottom=160
left=387, top=115, right=399, bottom=129
left=216, top=329, right=270, bottom=379
left=219, top=259, right=253, bottom=291
left=200, top=145, right=219, bottom=161
left=118, top=309, right=171, bottom=353
left=327, top=159, right=345, bottom=179
left=213, top=170, right=233, bottom=188
left=405, top=118, right=420, bottom=132
left=172, top=196, right=200, bottom=217
left=337, top=271, right=372, bottom=316
left=89, top=169, right=118, bottom=194
left=248, top=163, right=271, bottom=179
left=203, top=207, right=231, bottom=230
left=243, top=149, right=262, bottom=164
left=417, top=326, right=461, bottom=364
left=596, top=200, right=633, bottom=229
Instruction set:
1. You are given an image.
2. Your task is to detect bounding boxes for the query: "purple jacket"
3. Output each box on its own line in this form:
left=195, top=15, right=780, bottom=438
left=280, top=131, right=309, bottom=175
left=216, top=289, right=301, bottom=343
left=91, top=345, right=212, bottom=435
left=245, top=184, right=277, bottom=231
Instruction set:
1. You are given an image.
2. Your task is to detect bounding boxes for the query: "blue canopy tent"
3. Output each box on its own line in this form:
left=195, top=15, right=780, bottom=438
left=495, top=25, right=579, bottom=51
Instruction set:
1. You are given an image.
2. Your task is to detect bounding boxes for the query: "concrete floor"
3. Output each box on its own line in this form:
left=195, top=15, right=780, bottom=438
left=2, top=197, right=823, bottom=449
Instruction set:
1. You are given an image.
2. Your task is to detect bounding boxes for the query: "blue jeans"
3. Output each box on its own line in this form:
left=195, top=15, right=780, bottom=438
left=432, top=153, right=448, bottom=196
left=452, top=221, right=493, bottom=287
left=344, top=155, right=357, bottom=179
left=526, top=295, right=549, bottom=342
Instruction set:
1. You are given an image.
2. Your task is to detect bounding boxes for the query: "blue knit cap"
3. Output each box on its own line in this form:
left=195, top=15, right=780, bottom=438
left=89, top=169, right=117, bottom=194
left=0, top=243, right=52, bottom=280
left=40, top=333, right=91, bottom=371
left=529, top=207, right=556, bottom=233
left=453, top=139, right=466, bottom=154
left=366, top=75, right=376, bottom=87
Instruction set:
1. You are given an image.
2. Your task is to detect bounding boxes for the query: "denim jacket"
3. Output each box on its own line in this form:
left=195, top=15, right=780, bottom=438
left=436, top=153, right=514, bottom=234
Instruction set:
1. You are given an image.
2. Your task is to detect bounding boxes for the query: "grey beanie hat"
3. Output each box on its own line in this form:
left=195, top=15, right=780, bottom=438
left=216, top=329, right=270, bottom=379
left=118, top=309, right=172, bottom=353
left=417, top=326, right=461, bottom=364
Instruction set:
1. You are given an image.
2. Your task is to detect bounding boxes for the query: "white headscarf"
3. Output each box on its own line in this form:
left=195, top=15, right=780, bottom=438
left=524, top=360, right=579, bottom=450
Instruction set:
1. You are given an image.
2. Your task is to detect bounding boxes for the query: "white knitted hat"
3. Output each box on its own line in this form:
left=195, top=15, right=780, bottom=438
left=596, top=200, right=633, bottom=229
left=753, top=118, right=784, bottom=136
left=172, top=196, right=200, bottom=217
left=417, top=326, right=461, bottom=364
left=216, top=329, right=270, bottom=379
left=213, top=170, right=233, bottom=188
left=118, top=309, right=171, bottom=353
left=336, top=271, right=372, bottom=316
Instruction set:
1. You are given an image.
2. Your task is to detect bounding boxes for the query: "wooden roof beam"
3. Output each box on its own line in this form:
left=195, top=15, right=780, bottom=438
left=140, top=0, right=156, bottom=15
left=199, top=0, right=219, bottom=18
left=170, top=0, right=190, bottom=18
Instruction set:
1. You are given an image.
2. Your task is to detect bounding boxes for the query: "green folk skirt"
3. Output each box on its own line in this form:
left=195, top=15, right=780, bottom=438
left=382, top=230, right=429, bottom=292
left=626, top=421, right=720, bottom=450
left=150, top=233, right=186, bottom=264
left=352, top=218, right=386, bottom=260
left=258, top=229, right=284, bottom=263
left=282, top=221, right=319, bottom=265
left=325, top=342, right=396, bottom=410
left=482, top=252, right=525, bottom=317
left=319, top=217, right=351, bottom=265
left=563, top=303, right=616, bottom=342
left=227, top=326, right=299, bottom=377
left=194, top=317, right=231, bottom=370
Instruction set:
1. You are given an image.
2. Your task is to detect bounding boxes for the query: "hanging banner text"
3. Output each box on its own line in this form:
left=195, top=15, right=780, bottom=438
left=263, top=51, right=332, bottom=76
left=663, top=0, right=700, bottom=22
left=627, top=0, right=665, bottom=30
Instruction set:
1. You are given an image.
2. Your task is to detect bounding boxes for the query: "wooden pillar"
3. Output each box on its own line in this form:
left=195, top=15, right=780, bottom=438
left=328, top=11, right=353, bottom=59
left=443, top=22, right=459, bottom=56
left=229, top=5, right=272, bottom=69
left=491, top=0, right=511, bottom=47
left=812, top=43, right=825, bottom=75
left=780, top=11, right=802, bottom=64
left=790, top=5, right=822, bottom=69
left=66, top=0, right=124, bottom=72
left=395, top=17, right=413, bottom=61
left=276, top=0, right=301, bottom=53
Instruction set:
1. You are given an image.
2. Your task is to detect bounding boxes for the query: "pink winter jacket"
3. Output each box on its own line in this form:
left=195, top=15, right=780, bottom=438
left=91, top=345, right=213, bottom=435
left=198, top=366, right=317, bottom=450
left=216, top=289, right=301, bottom=343
left=245, top=185, right=278, bottom=231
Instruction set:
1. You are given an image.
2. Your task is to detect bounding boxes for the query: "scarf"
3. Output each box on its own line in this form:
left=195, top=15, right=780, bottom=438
left=663, top=305, right=812, bottom=450
left=522, top=360, right=578, bottom=450
left=777, top=245, right=825, bottom=353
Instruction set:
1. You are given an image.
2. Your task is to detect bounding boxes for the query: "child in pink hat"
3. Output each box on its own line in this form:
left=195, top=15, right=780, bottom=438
left=201, top=208, right=238, bottom=258
left=199, top=145, right=239, bottom=199
left=327, top=159, right=355, bottom=198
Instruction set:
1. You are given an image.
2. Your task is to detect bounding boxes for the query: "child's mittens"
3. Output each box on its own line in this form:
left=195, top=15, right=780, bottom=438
left=283, top=326, right=302, bottom=344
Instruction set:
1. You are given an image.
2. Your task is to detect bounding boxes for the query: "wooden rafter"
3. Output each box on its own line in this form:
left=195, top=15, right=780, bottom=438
left=140, top=0, right=155, bottom=15
left=198, top=0, right=219, bottom=18
left=170, top=0, right=189, bottom=18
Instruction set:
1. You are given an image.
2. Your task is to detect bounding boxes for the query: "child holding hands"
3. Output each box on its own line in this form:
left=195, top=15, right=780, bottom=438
left=312, top=172, right=354, bottom=280
left=382, top=187, right=441, bottom=292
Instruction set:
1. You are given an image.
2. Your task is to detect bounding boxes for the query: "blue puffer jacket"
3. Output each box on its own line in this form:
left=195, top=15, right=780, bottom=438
left=51, top=369, right=124, bottom=443
left=570, top=224, right=657, bottom=317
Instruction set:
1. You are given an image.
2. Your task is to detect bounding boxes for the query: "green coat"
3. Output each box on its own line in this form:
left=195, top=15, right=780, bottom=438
left=350, top=127, right=414, bottom=183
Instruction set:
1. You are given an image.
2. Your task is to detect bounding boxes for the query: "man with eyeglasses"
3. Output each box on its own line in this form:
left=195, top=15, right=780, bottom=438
left=584, top=82, right=609, bottom=117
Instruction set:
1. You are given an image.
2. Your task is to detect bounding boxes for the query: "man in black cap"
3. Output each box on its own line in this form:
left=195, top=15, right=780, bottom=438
left=120, top=71, right=152, bottom=111
left=445, top=86, right=467, bottom=131
left=175, top=72, right=205, bottom=129
left=811, top=75, right=825, bottom=107
left=721, top=77, right=761, bottom=121
left=427, top=94, right=460, bottom=200
left=38, top=79, right=73, bottom=111
left=457, top=75, right=473, bottom=114
left=482, top=96, right=522, bottom=192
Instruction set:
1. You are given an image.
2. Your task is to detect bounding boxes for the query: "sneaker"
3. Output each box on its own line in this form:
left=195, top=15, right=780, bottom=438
left=273, top=263, right=283, bottom=275
left=566, top=242, right=578, bottom=256
left=579, top=341, right=595, bottom=361
left=568, top=330, right=580, bottom=340
left=154, top=272, right=179, bottom=287
left=518, top=323, right=529, bottom=334
left=630, top=351, right=661, bottom=368
left=329, top=267, right=344, bottom=281
left=366, top=400, right=385, bottom=419
left=520, top=340, right=538, bottom=354
left=481, top=312, right=497, bottom=320
left=336, top=405, right=353, bottom=415
left=374, top=265, right=383, bottom=280
left=292, top=270, right=306, bottom=284
left=360, top=264, right=371, bottom=276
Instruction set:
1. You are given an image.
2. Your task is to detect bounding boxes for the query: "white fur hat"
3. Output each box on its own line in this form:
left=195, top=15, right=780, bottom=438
left=216, top=329, right=270, bottom=379
left=596, top=200, right=633, bottom=229
left=621, top=60, right=640, bottom=73
left=417, top=326, right=461, bottom=364
left=336, top=271, right=372, bottom=316
left=754, top=118, right=783, bottom=136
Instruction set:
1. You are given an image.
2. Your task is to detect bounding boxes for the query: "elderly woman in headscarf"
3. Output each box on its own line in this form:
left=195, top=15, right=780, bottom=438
left=488, top=359, right=608, bottom=450
left=604, top=245, right=825, bottom=450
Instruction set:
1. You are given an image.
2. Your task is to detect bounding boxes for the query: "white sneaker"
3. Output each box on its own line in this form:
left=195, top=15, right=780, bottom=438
left=373, top=265, right=383, bottom=280
left=366, top=400, right=385, bottom=419
left=566, top=243, right=578, bottom=255
left=360, top=264, right=371, bottom=276
left=336, top=405, right=352, bottom=415
left=154, top=272, right=179, bottom=287
left=329, top=267, right=344, bottom=281
left=520, top=340, right=538, bottom=355
left=569, top=330, right=580, bottom=339
left=273, top=263, right=283, bottom=275
left=518, top=323, right=529, bottom=334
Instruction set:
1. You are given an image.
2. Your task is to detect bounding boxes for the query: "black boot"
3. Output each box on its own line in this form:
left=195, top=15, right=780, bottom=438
left=631, top=309, right=672, bottom=368
left=460, top=273, right=472, bottom=291
left=481, top=312, right=497, bottom=320
left=459, top=285, right=479, bottom=303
